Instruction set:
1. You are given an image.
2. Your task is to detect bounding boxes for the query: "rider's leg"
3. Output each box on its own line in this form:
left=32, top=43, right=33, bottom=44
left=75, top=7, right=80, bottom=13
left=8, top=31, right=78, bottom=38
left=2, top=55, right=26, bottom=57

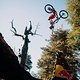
left=49, top=26, right=54, bottom=29
left=49, top=19, right=55, bottom=29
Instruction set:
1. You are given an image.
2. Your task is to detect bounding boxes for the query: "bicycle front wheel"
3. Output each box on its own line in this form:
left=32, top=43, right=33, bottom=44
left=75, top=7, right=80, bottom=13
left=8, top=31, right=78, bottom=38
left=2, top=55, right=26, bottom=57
left=59, top=10, right=68, bottom=19
left=44, top=4, right=55, bottom=13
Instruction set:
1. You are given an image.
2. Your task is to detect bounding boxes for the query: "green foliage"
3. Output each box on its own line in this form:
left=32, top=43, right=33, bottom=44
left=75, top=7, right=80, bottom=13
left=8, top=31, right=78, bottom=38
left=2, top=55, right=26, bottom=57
left=37, top=29, right=74, bottom=80
left=66, top=0, right=80, bottom=50
left=66, top=0, right=80, bottom=27
left=25, top=54, right=32, bottom=71
left=66, top=0, right=80, bottom=78
left=37, top=0, right=80, bottom=79
left=37, top=48, right=56, bottom=79
left=67, top=28, right=80, bottom=50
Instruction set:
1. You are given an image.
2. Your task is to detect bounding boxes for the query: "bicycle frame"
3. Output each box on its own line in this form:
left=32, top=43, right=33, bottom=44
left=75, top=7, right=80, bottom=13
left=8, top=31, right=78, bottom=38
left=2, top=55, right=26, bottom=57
left=44, top=4, right=68, bottom=29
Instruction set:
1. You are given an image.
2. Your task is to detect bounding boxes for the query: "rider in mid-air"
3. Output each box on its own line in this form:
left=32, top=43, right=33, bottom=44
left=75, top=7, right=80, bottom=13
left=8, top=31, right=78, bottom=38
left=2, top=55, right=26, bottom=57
left=48, top=8, right=57, bottom=29
left=45, top=4, right=68, bottom=30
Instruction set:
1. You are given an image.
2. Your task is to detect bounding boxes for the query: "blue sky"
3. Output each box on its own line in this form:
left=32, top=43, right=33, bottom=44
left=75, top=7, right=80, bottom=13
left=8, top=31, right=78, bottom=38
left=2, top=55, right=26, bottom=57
left=0, top=0, right=69, bottom=73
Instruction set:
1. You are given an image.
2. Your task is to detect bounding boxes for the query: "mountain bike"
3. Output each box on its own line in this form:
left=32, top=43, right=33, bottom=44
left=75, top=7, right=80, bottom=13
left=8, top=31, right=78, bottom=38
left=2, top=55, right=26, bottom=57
left=44, top=4, right=68, bottom=29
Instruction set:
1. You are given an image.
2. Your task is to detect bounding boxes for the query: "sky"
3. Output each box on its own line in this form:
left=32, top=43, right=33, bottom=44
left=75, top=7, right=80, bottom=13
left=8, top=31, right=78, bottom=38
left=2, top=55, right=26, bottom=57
left=0, top=0, right=70, bottom=73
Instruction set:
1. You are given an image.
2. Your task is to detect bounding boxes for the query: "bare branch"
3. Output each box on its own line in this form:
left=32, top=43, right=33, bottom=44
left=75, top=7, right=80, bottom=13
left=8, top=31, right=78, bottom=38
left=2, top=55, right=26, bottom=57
left=34, top=23, right=40, bottom=34
left=33, top=23, right=42, bottom=36
left=10, top=20, right=24, bottom=39
left=11, top=19, right=17, bottom=33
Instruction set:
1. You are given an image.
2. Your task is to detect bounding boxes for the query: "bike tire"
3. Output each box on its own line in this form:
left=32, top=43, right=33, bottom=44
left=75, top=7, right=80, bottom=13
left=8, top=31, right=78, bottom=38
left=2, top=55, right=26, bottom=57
left=44, top=4, right=55, bottom=14
left=59, top=10, right=68, bottom=19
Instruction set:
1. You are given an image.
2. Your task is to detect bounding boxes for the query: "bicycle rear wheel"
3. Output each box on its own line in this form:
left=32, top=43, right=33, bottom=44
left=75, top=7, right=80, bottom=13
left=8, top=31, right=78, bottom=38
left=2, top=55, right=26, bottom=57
left=59, top=10, right=68, bottom=19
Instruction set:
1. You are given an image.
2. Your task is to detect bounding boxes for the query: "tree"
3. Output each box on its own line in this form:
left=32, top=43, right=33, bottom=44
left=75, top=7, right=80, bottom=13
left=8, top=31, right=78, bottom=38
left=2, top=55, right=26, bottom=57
left=37, top=29, right=78, bottom=80
left=66, top=0, right=80, bottom=79
left=11, top=20, right=33, bottom=69
left=66, top=0, right=80, bottom=50
left=25, top=54, right=32, bottom=72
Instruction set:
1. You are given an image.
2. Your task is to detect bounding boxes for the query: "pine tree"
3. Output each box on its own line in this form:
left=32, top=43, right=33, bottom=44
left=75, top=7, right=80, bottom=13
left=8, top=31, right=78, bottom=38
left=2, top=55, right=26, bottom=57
left=25, top=54, right=32, bottom=72
left=66, top=0, right=80, bottom=79
left=66, top=0, right=80, bottom=50
left=37, top=1, right=80, bottom=79
left=37, top=29, right=78, bottom=80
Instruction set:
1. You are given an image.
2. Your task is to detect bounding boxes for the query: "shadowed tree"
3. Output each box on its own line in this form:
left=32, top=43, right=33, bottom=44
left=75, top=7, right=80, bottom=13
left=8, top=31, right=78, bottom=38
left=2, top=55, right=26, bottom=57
left=20, top=21, right=33, bottom=68
left=25, top=54, right=32, bottom=72
left=11, top=20, right=33, bottom=69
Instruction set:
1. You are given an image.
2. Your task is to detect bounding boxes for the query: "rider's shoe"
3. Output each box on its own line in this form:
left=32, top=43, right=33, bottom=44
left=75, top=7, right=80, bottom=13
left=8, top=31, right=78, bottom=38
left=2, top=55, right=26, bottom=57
left=49, top=26, right=54, bottom=29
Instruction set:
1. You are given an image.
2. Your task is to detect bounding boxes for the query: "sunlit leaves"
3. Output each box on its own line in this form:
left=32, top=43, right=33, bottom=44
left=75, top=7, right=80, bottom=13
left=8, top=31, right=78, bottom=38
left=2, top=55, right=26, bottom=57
left=66, top=0, right=80, bottom=78
left=66, top=0, right=80, bottom=50
left=37, top=29, right=70, bottom=80
left=66, top=0, right=80, bottom=28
